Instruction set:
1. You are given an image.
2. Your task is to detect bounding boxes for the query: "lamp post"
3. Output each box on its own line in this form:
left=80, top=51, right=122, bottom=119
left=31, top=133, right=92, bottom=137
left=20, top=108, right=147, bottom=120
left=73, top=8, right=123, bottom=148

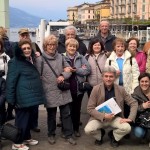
left=72, top=12, right=75, bottom=25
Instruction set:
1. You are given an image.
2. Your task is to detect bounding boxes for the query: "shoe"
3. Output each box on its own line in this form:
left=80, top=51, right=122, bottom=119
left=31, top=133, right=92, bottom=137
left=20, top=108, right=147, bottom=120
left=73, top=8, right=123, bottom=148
left=12, top=144, right=29, bottom=150
left=94, top=129, right=105, bottom=145
left=31, top=127, right=40, bottom=132
left=48, top=136, right=55, bottom=145
left=108, top=130, right=119, bottom=147
left=66, top=137, right=77, bottom=145
left=24, top=139, right=38, bottom=145
left=74, top=131, right=81, bottom=137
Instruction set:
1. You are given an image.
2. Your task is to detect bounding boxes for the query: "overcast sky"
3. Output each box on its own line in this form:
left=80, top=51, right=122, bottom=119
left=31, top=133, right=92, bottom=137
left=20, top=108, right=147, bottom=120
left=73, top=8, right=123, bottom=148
left=9, top=0, right=99, bottom=21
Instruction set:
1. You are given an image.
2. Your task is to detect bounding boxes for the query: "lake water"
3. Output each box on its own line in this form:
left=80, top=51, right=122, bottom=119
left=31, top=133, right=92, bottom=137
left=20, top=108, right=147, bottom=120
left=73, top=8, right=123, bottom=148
left=9, top=28, right=90, bottom=49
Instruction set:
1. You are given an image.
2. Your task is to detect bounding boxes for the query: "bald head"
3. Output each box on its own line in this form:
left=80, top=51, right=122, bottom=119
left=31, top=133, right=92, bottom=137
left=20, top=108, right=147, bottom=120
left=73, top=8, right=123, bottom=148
left=99, top=20, right=110, bottom=35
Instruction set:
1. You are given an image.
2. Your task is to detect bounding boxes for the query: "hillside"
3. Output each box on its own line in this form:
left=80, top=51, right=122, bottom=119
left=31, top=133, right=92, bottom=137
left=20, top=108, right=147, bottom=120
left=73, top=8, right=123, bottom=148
left=9, top=7, right=42, bottom=28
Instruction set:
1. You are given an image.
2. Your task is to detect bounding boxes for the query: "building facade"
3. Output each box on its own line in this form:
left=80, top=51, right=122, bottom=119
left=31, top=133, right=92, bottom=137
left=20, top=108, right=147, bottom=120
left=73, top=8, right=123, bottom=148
left=110, top=0, right=150, bottom=20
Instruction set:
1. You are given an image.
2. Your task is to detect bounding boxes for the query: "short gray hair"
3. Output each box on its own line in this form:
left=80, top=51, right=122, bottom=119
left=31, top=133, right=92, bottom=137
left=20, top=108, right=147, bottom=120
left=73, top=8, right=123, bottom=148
left=64, top=25, right=77, bottom=35
left=102, top=66, right=116, bottom=77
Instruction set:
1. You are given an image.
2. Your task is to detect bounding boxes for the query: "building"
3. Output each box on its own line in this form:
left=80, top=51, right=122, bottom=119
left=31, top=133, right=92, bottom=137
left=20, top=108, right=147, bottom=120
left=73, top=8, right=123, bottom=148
left=67, top=1, right=110, bottom=26
left=110, top=0, right=150, bottom=21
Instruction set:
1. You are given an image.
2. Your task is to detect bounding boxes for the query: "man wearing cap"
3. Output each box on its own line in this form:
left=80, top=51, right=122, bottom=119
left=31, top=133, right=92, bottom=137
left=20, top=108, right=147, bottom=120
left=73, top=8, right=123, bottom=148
left=18, top=28, right=42, bottom=56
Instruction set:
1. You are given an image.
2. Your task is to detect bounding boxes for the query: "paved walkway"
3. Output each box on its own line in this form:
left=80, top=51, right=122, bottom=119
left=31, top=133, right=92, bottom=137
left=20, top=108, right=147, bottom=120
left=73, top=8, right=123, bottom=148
left=2, top=96, right=150, bottom=150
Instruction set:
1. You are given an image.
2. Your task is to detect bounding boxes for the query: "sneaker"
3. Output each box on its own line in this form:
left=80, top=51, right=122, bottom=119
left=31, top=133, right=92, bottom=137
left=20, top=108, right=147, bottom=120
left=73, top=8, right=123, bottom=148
left=48, top=136, right=55, bottom=145
left=12, top=144, right=29, bottom=150
left=74, top=131, right=81, bottom=137
left=24, top=139, right=38, bottom=146
left=31, top=127, right=40, bottom=132
left=108, top=130, right=119, bottom=147
left=66, top=137, right=77, bottom=145
left=95, top=129, right=105, bottom=145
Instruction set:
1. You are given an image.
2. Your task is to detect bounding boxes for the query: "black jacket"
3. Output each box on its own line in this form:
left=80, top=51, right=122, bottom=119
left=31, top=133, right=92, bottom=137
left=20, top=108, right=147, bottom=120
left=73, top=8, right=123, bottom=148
left=96, top=31, right=116, bottom=52
left=57, top=34, right=87, bottom=56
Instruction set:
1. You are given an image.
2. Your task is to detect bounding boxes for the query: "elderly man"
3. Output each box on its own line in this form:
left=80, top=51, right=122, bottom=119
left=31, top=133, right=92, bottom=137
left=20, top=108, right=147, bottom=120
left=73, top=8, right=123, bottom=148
left=58, top=25, right=87, bottom=55
left=18, top=28, right=42, bottom=56
left=84, top=66, right=138, bottom=147
left=96, top=20, right=116, bottom=53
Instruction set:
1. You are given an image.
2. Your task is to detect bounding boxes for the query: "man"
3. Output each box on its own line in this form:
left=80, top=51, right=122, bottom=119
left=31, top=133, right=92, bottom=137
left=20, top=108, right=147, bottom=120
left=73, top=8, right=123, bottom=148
left=17, top=28, right=41, bottom=132
left=18, top=28, right=42, bottom=56
left=96, top=20, right=116, bottom=54
left=58, top=25, right=87, bottom=56
left=84, top=66, right=138, bottom=147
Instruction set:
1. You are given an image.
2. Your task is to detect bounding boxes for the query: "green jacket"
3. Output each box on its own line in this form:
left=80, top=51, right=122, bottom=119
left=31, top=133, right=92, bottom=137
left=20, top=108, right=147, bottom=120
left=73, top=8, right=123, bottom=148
left=6, top=44, right=45, bottom=108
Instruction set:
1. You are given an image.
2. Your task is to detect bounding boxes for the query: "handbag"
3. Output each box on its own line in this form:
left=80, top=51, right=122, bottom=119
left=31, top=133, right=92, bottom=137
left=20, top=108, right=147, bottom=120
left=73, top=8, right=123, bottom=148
left=57, top=80, right=70, bottom=91
left=42, top=56, right=70, bottom=91
left=78, top=82, right=92, bottom=92
left=136, top=111, right=150, bottom=128
left=1, top=123, right=21, bottom=143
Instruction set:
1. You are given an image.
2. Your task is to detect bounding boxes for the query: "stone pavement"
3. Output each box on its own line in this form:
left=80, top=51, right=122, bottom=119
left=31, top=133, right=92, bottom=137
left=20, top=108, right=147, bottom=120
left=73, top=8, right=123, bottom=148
left=1, top=95, right=150, bottom=150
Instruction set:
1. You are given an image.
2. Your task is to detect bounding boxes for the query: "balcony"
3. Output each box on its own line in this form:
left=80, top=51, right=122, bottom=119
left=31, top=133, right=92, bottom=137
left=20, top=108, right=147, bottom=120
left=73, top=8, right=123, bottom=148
left=132, top=0, right=137, bottom=4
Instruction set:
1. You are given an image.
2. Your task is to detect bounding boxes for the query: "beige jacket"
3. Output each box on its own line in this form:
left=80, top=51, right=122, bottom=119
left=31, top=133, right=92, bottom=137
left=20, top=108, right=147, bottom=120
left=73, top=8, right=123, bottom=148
left=87, top=83, right=138, bottom=122
left=146, top=49, right=150, bottom=73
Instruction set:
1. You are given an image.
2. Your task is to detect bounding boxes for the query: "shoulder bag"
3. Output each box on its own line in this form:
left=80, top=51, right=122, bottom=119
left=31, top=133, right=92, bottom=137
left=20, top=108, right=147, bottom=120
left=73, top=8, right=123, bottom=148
left=42, top=56, right=70, bottom=91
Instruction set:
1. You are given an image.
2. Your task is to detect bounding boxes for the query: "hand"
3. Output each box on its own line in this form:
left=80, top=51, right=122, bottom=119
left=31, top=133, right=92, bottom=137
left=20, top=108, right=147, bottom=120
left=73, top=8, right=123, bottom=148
left=116, top=70, right=121, bottom=76
left=70, top=67, right=76, bottom=72
left=57, top=76, right=64, bottom=83
left=35, top=52, right=41, bottom=57
left=64, top=67, right=71, bottom=72
left=120, top=118, right=132, bottom=124
left=81, top=64, right=87, bottom=69
left=142, top=101, right=150, bottom=109
left=104, top=113, right=115, bottom=121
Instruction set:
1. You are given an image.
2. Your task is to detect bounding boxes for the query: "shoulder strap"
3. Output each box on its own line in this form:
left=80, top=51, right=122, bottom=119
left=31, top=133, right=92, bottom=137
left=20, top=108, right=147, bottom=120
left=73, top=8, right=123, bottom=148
left=109, top=60, right=111, bottom=66
left=40, top=59, right=44, bottom=76
left=130, top=57, right=132, bottom=66
left=42, top=56, right=58, bottom=78
left=94, top=57, right=102, bottom=74
left=85, top=55, right=90, bottom=61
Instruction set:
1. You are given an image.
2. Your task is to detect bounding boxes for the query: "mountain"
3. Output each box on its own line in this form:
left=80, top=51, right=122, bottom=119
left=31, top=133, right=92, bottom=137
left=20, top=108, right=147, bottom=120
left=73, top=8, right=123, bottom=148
left=10, top=7, right=42, bottom=28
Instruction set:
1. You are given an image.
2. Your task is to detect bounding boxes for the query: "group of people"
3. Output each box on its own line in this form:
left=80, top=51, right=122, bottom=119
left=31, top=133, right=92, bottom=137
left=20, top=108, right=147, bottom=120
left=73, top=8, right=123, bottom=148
left=0, top=19, right=149, bottom=150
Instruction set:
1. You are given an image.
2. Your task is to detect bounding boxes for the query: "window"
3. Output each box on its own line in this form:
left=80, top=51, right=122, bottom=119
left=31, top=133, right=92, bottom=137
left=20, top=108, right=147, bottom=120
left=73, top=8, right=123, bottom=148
left=88, top=15, right=90, bottom=19
left=142, top=5, right=145, bottom=12
left=88, top=10, right=90, bottom=13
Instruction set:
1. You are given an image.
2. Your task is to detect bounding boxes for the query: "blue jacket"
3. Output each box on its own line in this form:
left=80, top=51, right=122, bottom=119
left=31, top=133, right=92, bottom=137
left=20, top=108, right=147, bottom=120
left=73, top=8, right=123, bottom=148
left=6, top=44, right=45, bottom=108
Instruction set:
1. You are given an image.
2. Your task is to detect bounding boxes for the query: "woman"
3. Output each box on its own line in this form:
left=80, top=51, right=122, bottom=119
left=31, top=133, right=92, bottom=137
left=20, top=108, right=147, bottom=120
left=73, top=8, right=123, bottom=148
left=132, top=73, right=150, bottom=147
left=143, top=40, right=150, bottom=73
left=63, top=38, right=91, bottom=137
left=6, top=39, right=45, bottom=150
left=127, top=37, right=147, bottom=73
left=105, top=37, right=140, bottom=95
left=86, top=37, right=107, bottom=96
left=36, top=35, right=76, bottom=145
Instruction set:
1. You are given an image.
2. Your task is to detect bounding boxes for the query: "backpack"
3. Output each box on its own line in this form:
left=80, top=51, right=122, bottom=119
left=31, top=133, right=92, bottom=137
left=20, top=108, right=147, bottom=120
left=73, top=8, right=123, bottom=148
left=109, top=57, right=132, bottom=66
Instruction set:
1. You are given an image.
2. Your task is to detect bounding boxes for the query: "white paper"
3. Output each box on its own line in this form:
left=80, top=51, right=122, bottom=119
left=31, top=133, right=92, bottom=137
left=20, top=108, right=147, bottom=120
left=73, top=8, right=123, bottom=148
left=95, top=97, right=122, bottom=115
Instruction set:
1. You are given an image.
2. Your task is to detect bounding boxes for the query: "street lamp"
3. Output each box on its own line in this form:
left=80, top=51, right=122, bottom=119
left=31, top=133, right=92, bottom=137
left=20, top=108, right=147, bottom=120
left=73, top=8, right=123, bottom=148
left=72, top=12, right=75, bottom=25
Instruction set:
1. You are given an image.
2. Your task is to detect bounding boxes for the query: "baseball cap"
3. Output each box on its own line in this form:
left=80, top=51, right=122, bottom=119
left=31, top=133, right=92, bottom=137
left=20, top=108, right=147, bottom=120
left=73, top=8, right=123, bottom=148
left=18, top=28, right=29, bottom=35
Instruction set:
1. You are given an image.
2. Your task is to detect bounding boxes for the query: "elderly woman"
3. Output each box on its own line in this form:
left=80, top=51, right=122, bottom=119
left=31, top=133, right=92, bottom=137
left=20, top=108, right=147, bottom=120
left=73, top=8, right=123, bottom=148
left=132, top=73, right=150, bottom=146
left=6, top=39, right=44, bottom=150
left=36, top=35, right=76, bottom=145
left=63, top=38, right=91, bottom=137
left=105, top=37, right=140, bottom=95
left=86, top=37, right=107, bottom=96
left=127, top=37, right=147, bottom=73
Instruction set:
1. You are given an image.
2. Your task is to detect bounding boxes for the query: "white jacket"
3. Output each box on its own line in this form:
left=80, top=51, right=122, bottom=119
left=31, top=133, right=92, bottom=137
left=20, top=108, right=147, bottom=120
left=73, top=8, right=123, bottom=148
left=0, top=52, right=10, bottom=79
left=105, top=50, right=140, bottom=94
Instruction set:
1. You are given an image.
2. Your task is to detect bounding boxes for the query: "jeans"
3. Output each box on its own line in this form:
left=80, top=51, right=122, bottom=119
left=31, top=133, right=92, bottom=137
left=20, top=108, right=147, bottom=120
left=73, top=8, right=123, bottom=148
left=134, top=126, right=146, bottom=138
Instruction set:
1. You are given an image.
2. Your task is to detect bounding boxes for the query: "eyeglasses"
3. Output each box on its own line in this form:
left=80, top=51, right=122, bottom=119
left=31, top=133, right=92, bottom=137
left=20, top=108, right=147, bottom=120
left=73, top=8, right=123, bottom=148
left=22, top=47, right=31, bottom=51
left=47, top=44, right=56, bottom=47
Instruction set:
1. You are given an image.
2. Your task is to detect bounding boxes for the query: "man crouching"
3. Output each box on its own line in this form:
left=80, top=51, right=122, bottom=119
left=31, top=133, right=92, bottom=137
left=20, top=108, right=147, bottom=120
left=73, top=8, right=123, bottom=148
left=84, top=66, right=138, bottom=147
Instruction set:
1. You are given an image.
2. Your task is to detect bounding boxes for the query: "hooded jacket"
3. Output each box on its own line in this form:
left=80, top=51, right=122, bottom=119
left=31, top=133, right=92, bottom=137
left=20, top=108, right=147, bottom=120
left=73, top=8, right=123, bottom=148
left=57, top=34, right=87, bottom=56
left=6, top=44, right=45, bottom=108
